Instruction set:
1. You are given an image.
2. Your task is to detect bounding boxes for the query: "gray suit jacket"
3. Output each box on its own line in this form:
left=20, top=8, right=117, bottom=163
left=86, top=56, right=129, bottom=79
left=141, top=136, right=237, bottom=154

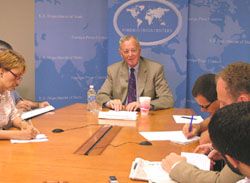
left=96, top=57, right=174, bottom=110
left=170, top=161, right=243, bottom=183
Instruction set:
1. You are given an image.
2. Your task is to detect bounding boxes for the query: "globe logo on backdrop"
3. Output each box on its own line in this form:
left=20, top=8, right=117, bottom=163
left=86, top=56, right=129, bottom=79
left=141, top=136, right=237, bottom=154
left=113, top=0, right=182, bottom=46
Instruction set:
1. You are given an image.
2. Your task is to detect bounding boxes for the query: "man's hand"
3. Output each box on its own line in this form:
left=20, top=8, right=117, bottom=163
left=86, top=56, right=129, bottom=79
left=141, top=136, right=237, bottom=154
left=182, top=123, right=200, bottom=138
left=107, top=99, right=123, bottom=111
left=126, top=101, right=140, bottom=111
left=161, top=153, right=186, bottom=173
left=194, top=143, right=213, bottom=155
left=208, top=149, right=223, bottom=162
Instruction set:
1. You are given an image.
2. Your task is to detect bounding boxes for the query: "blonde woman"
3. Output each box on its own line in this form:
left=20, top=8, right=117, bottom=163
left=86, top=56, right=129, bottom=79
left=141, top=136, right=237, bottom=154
left=0, top=49, right=39, bottom=139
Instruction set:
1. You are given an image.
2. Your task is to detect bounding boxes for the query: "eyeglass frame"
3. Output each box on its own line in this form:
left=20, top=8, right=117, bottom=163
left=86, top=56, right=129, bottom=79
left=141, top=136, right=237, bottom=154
left=121, top=48, right=139, bottom=55
left=199, top=101, right=214, bottom=109
left=7, top=69, right=23, bottom=80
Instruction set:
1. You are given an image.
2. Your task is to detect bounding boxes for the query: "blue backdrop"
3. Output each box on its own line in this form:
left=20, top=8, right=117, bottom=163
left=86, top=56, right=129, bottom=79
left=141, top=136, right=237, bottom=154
left=35, top=0, right=250, bottom=117
left=35, top=0, right=108, bottom=108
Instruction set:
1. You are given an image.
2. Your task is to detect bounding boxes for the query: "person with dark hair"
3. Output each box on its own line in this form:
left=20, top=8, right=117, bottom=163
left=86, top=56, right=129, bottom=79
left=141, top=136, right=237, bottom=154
left=0, top=40, right=13, bottom=50
left=162, top=61, right=250, bottom=183
left=0, top=40, right=49, bottom=112
left=96, top=35, right=174, bottom=111
left=182, top=73, right=220, bottom=144
left=208, top=102, right=250, bottom=183
left=0, top=49, right=39, bottom=139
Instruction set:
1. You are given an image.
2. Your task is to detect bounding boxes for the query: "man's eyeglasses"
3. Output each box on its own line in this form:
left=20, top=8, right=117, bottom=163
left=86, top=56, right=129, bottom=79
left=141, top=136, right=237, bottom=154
left=8, top=70, right=23, bottom=80
left=199, top=101, right=214, bottom=109
left=122, top=49, right=138, bottom=55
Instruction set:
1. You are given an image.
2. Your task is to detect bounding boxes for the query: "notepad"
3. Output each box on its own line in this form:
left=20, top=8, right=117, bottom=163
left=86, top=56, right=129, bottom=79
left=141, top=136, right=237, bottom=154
left=129, top=157, right=176, bottom=183
left=139, top=131, right=200, bottom=144
left=10, top=134, right=48, bottom=144
left=173, top=115, right=203, bottom=124
left=98, top=110, right=137, bottom=120
left=181, top=152, right=210, bottom=170
left=21, top=105, right=55, bottom=120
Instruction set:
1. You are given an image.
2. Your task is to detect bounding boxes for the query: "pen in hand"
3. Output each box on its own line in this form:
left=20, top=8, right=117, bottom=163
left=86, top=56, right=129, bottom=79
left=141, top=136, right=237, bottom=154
left=181, top=116, right=197, bottom=120
left=188, top=115, right=194, bottom=132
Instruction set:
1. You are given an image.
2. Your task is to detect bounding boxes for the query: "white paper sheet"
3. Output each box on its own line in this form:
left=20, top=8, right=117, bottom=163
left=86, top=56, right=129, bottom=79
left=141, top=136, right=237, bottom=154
left=181, top=152, right=211, bottom=170
left=10, top=134, right=48, bottom=144
left=139, top=131, right=200, bottom=144
left=98, top=110, right=137, bottom=120
left=21, top=105, right=55, bottom=120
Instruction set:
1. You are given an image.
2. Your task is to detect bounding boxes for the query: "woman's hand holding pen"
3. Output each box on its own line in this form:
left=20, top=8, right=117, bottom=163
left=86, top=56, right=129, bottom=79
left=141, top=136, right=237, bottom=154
left=16, top=100, right=33, bottom=111
left=20, top=120, right=40, bottom=137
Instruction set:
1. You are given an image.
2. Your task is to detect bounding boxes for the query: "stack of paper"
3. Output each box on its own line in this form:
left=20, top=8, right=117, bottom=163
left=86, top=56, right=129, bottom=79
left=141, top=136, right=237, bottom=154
left=98, top=110, right=137, bottom=120
left=173, top=115, right=203, bottom=124
left=139, top=131, right=200, bottom=144
left=10, top=134, right=48, bottom=144
left=98, top=119, right=136, bottom=127
left=21, top=105, right=55, bottom=120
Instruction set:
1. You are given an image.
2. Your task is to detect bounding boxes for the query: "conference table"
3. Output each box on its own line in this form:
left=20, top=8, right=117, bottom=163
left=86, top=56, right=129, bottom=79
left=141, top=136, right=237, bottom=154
left=0, top=103, right=198, bottom=183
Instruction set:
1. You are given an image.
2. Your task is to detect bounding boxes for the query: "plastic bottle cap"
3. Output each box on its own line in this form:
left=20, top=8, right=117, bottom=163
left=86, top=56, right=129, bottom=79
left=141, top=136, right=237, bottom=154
left=89, top=85, right=94, bottom=89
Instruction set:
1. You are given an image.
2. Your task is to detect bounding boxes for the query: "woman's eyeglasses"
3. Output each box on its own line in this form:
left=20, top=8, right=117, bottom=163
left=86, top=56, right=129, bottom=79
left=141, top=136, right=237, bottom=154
left=7, top=70, right=23, bottom=80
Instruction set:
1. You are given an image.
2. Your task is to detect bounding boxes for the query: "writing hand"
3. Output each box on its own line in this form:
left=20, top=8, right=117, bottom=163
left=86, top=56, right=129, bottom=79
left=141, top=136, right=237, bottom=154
left=12, top=128, right=38, bottom=140
left=16, top=100, right=32, bottom=112
left=208, top=149, right=223, bottom=161
left=194, top=143, right=213, bottom=155
left=182, top=123, right=200, bottom=138
left=161, top=153, right=186, bottom=173
left=21, top=120, right=40, bottom=134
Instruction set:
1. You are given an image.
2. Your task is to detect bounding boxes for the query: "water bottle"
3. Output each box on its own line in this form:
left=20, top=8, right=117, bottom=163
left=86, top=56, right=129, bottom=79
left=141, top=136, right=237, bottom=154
left=87, top=85, right=97, bottom=112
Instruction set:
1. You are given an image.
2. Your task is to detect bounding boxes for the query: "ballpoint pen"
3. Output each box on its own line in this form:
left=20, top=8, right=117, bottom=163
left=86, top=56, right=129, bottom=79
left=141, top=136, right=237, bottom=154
left=181, top=116, right=197, bottom=120
left=188, top=115, right=194, bottom=132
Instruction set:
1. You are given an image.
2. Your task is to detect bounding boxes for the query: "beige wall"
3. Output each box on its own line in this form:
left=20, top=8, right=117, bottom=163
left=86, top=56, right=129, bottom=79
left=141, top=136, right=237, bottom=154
left=0, top=0, right=35, bottom=100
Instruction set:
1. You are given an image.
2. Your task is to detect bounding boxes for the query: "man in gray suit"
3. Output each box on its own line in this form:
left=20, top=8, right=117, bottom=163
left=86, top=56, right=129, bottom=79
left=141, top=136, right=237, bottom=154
left=97, top=35, right=174, bottom=111
left=161, top=62, right=250, bottom=183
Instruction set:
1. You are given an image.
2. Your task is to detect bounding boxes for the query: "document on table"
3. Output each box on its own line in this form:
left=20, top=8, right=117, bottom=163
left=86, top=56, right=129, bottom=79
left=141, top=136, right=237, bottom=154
left=173, top=115, right=204, bottom=124
left=139, top=131, right=200, bottom=144
left=98, top=119, right=136, bottom=127
left=21, top=105, right=55, bottom=120
left=129, top=157, right=176, bottom=183
left=10, top=134, right=48, bottom=144
left=98, top=110, right=137, bottom=120
left=181, top=152, right=211, bottom=170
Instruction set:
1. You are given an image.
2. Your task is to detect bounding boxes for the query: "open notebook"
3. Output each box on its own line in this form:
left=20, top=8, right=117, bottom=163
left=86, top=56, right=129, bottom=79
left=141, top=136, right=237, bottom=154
left=21, top=105, right=55, bottom=120
left=129, top=157, right=176, bottom=183
left=129, top=154, right=210, bottom=183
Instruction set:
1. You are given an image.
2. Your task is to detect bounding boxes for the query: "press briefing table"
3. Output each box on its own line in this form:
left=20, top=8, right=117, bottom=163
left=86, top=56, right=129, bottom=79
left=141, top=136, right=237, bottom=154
left=0, top=103, right=198, bottom=183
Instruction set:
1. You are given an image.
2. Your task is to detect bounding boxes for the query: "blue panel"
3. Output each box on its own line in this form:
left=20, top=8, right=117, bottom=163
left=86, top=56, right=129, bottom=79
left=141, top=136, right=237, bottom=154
left=35, top=0, right=108, bottom=108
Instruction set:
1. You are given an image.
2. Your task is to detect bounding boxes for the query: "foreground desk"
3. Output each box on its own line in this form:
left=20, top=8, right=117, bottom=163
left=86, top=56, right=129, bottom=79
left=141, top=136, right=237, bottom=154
left=0, top=103, right=198, bottom=183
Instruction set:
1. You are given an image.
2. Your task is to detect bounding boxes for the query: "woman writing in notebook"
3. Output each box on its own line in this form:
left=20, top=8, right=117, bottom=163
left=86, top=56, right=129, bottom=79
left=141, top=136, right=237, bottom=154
left=0, top=49, right=39, bottom=139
